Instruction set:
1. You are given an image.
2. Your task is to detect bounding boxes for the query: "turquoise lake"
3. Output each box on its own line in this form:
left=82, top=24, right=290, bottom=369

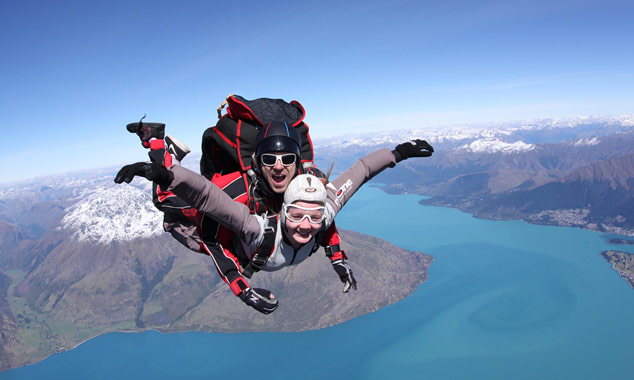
left=3, top=186, right=634, bottom=379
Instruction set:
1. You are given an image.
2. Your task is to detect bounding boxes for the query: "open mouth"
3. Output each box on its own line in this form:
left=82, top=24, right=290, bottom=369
left=295, top=230, right=312, bottom=239
left=272, top=174, right=286, bottom=184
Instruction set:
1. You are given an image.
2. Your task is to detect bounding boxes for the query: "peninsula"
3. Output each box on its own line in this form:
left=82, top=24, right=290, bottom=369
left=601, top=250, right=634, bottom=289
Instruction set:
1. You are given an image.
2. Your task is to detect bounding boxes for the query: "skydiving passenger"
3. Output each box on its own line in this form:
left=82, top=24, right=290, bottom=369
left=115, top=137, right=434, bottom=314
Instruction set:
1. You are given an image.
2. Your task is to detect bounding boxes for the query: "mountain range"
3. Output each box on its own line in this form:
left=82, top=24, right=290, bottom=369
left=313, top=114, right=634, bottom=236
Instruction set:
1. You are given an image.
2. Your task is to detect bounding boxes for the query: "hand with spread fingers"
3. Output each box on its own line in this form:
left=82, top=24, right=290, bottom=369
left=114, top=162, right=173, bottom=187
left=393, top=139, right=434, bottom=162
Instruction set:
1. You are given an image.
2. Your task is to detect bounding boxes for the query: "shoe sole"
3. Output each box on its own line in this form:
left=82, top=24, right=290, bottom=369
left=166, top=134, right=191, bottom=160
left=126, top=122, right=166, bottom=134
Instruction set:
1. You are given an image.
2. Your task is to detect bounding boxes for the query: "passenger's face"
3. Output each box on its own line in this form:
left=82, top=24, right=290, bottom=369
left=259, top=152, right=297, bottom=193
left=284, top=201, right=324, bottom=249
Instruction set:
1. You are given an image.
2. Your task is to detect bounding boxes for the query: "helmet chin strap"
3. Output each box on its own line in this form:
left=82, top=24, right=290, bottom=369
left=251, top=153, right=260, bottom=173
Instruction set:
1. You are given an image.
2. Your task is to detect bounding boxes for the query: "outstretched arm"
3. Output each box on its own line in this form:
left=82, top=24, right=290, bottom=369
left=115, top=163, right=263, bottom=246
left=325, top=139, right=433, bottom=222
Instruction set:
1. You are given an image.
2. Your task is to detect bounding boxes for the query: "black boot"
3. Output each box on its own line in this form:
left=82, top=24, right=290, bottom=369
left=126, top=115, right=165, bottom=148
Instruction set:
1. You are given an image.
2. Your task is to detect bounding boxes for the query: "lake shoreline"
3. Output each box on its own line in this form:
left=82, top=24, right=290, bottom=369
left=600, top=250, right=634, bottom=290
left=412, top=197, right=634, bottom=238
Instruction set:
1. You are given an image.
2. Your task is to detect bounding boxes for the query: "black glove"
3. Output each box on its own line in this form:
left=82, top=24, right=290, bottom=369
left=392, top=139, right=434, bottom=162
left=332, top=259, right=358, bottom=293
left=114, top=162, right=173, bottom=188
left=239, top=287, right=279, bottom=314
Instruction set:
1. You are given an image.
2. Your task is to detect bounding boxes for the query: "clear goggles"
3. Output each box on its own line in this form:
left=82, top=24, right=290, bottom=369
left=260, top=153, right=296, bottom=167
left=283, top=204, right=326, bottom=224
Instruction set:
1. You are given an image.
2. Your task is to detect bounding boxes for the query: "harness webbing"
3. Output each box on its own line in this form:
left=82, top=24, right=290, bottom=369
left=242, top=214, right=279, bottom=278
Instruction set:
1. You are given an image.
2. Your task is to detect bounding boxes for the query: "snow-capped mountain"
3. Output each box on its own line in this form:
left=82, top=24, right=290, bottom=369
left=569, top=137, right=601, bottom=146
left=0, top=169, right=161, bottom=244
left=313, top=114, right=634, bottom=152
left=0, top=158, right=203, bottom=245
left=60, top=184, right=163, bottom=244
left=456, top=138, right=535, bottom=154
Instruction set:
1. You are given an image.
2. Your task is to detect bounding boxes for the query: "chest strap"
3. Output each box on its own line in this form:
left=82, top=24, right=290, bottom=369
left=242, top=214, right=278, bottom=278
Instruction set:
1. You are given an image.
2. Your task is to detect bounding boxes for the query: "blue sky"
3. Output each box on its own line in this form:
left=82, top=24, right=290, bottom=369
left=2, top=0, right=633, bottom=183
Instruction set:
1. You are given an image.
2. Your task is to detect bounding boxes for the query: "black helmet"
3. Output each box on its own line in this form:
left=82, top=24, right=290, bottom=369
left=255, top=121, right=302, bottom=158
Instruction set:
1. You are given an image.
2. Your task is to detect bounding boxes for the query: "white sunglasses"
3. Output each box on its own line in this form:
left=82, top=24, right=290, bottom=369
left=260, top=153, right=297, bottom=167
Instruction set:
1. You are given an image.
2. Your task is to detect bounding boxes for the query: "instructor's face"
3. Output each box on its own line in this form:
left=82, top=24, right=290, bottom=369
left=259, top=152, right=297, bottom=193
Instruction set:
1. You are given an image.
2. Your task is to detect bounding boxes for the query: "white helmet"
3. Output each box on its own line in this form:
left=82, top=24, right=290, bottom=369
left=283, top=174, right=327, bottom=206
left=281, top=174, right=327, bottom=227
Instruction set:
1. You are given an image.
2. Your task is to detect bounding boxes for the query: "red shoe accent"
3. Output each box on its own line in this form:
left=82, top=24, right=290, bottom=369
left=163, top=150, right=173, bottom=167
left=149, top=139, right=165, bottom=150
